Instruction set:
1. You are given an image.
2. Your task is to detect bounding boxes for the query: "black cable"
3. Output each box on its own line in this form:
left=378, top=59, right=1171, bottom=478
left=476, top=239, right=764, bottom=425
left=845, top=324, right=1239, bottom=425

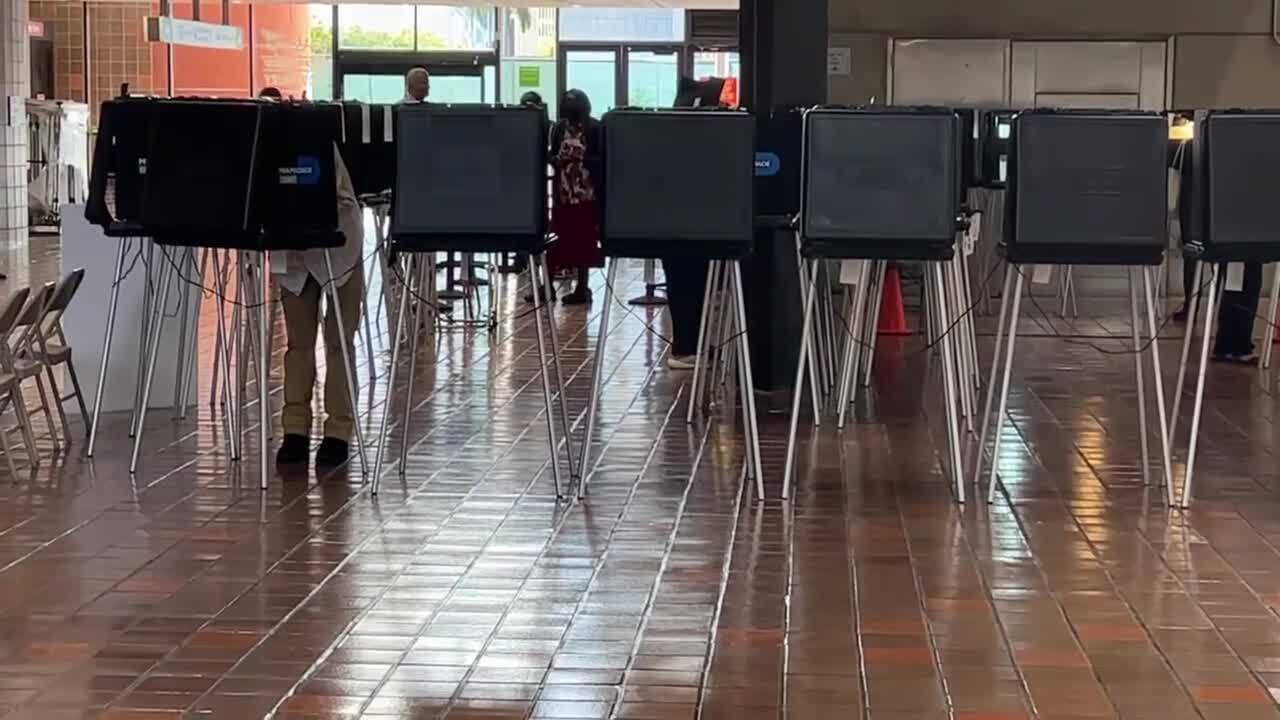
left=1014, top=264, right=1211, bottom=357
left=820, top=257, right=1004, bottom=363
left=152, top=245, right=378, bottom=311
left=597, top=266, right=753, bottom=354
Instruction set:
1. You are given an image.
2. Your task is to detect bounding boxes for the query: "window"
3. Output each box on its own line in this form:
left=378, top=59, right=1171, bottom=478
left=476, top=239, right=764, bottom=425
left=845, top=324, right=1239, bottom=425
left=558, top=9, right=685, bottom=44
left=336, top=5, right=496, bottom=52
left=502, top=59, right=556, bottom=116
left=693, top=51, right=740, bottom=82
left=337, top=4, right=414, bottom=50
left=415, top=6, right=495, bottom=52
left=307, top=4, right=334, bottom=100
left=502, top=7, right=555, bottom=59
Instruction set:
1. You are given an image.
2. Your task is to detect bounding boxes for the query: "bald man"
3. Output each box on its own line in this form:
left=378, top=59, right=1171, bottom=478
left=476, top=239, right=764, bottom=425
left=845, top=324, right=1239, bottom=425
left=404, top=67, right=430, bottom=103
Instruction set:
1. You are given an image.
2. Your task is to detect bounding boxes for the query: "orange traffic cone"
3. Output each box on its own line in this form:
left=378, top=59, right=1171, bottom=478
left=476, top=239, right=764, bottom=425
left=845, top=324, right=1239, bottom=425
left=877, top=266, right=911, bottom=336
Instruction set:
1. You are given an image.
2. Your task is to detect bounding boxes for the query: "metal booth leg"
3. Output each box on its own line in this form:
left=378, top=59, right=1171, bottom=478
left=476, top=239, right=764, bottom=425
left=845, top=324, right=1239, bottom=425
left=730, top=261, right=765, bottom=500
left=1141, top=266, right=1176, bottom=506
left=686, top=260, right=719, bottom=424
left=1170, top=261, right=1205, bottom=440
left=372, top=258, right=413, bottom=494
left=211, top=251, right=239, bottom=460
left=536, top=253, right=578, bottom=484
left=1129, top=267, right=1152, bottom=486
left=257, top=254, right=270, bottom=490
left=398, top=257, right=426, bottom=477
left=577, top=259, right=618, bottom=499
left=836, top=262, right=870, bottom=429
left=793, top=236, right=822, bottom=424
left=324, top=250, right=370, bottom=478
left=972, top=264, right=1013, bottom=483
left=931, top=262, right=966, bottom=503
left=782, top=258, right=820, bottom=499
left=1180, top=263, right=1222, bottom=509
left=129, top=247, right=176, bottom=475
left=860, top=260, right=887, bottom=389
left=88, top=239, right=128, bottom=458
left=986, top=269, right=1026, bottom=504
left=1262, top=266, right=1280, bottom=369
left=529, top=254, right=564, bottom=499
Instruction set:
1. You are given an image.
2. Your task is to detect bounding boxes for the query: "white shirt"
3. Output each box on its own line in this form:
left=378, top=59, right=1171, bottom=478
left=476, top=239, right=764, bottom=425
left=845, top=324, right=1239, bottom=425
left=272, top=145, right=364, bottom=295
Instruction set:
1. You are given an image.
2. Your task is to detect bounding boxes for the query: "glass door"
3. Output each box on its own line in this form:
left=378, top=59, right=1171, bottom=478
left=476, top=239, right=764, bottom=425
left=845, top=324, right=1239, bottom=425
left=562, top=48, right=618, bottom=116
left=624, top=47, right=680, bottom=107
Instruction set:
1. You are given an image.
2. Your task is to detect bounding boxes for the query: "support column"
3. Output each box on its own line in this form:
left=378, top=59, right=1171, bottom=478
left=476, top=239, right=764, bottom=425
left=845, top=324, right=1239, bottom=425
left=0, top=0, right=30, bottom=251
left=740, top=0, right=828, bottom=394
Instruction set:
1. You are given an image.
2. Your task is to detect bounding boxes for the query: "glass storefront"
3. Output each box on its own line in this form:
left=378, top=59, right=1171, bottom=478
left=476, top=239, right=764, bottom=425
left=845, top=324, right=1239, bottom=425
left=313, top=5, right=739, bottom=118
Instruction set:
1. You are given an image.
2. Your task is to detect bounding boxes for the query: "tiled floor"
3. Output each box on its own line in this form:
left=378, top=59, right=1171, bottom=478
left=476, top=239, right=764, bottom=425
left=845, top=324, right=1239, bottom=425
left=2, top=237, right=1280, bottom=718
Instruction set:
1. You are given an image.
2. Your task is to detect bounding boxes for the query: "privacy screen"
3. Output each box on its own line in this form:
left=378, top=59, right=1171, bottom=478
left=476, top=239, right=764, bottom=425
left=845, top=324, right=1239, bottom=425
left=802, top=109, right=960, bottom=244
left=140, top=100, right=264, bottom=238
left=602, top=110, right=754, bottom=251
left=1009, top=111, right=1166, bottom=250
left=393, top=105, right=546, bottom=239
left=1203, top=112, right=1280, bottom=248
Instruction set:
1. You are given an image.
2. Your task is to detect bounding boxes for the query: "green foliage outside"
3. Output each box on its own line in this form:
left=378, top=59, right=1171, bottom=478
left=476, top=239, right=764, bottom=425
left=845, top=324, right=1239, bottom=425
left=309, top=8, right=530, bottom=54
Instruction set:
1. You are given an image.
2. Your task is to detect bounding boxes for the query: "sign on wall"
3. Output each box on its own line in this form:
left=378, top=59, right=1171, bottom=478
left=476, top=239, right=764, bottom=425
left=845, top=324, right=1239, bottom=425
left=145, top=16, right=244, bottom=51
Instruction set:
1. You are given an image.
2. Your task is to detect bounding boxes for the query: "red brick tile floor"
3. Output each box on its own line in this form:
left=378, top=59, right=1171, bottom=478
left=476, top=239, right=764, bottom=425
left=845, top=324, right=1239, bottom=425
left=1, top=236, right=1280, bottom=719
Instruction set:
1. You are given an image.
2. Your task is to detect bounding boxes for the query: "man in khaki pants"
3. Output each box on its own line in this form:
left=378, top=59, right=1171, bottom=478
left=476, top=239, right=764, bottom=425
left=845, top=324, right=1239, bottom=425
left=265, top=91, right=366, bottom=468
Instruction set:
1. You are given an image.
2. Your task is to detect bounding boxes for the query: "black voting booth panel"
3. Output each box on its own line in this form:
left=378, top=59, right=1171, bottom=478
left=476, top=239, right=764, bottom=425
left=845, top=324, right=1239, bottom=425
left=339, top=103, right=397, bottom=197
left=1004, top=110, right=1168, bottom=266
left=86, top=97, right=157, bottom=237
left=137, top=99, right=347, bottom=250
left=754, top=108, right=803, bottom=221
left=601, top=109, right=755, bottom=260
left=1187, top=111, right=1280, bottom=263
left=800, top=107, right=962, bottom=261
left=140, top=100, right=267, bottom=248
left=262, top=103, right=346, bottom=250
left=390, top=104, right=549, bottom=253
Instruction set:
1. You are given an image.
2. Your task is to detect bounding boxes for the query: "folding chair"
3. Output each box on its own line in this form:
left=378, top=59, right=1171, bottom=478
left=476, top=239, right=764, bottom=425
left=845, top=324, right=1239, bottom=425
left=5, top=283, right=62, bottom=451
left=0, top=287, right=39, bottom=472
left=27, top=269, right=90, bottom=436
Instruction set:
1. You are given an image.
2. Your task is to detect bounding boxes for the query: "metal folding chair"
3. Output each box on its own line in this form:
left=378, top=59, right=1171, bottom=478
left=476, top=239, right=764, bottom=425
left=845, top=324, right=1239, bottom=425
left=0, top=287, right=38, bottom=473
left=27, top=269, right=91, bottom=438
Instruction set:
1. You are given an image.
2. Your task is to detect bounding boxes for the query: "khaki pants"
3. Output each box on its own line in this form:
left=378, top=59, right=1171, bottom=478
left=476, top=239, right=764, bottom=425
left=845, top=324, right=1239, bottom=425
left=281, top=271, right=364, bottom=440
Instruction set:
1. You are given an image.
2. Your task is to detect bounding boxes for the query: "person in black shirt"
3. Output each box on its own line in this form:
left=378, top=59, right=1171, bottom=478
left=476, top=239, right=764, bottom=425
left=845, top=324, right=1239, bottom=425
left=1172, top=134, right=1264, bottom=363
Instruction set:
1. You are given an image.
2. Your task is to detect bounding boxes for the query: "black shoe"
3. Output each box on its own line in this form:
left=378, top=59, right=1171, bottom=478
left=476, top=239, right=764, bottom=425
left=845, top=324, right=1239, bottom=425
left=276, top=434, right=309, bottom=465
left=316, top=437, right=350, bottom=467
left=562, top=288, right=593, bottom=305
left=1173, top=306, right=1189, bottom=322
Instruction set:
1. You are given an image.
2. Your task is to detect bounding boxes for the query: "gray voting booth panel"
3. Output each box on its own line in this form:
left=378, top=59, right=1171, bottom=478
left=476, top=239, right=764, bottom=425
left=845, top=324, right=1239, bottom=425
left=393, top=104, right=548, bottom=251
left=602, top=109, right=755, bottom=259
left=1006, top=110, right=1167, bottom=265
left=800, top=108, right=961, bottom=260
left=1200, top=112, right=1280, bottom=261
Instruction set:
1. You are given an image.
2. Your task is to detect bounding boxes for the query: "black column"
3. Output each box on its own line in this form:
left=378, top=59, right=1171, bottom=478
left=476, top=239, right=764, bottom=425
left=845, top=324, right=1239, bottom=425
left=740, top=0, right=828, bottom=395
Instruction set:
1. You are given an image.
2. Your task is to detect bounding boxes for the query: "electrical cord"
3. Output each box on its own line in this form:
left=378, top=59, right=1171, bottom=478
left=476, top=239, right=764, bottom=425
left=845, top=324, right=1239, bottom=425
left=150, top=244, right=379, bottom=311
left=818, top=258, right=1004, bottom=363
left=597, top=265, right=757, bottom=354
left=1014, top=264, right=1213, bottom=357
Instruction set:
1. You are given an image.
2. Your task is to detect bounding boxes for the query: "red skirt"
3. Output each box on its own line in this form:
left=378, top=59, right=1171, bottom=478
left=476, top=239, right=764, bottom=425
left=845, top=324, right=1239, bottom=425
left=548, top=201, right=604, bottom=273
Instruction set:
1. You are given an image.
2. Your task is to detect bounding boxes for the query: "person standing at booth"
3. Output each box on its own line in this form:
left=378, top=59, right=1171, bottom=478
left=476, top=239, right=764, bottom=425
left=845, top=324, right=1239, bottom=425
left=404, top=67, right=430, bottom=103
left=260, top=87, right=367, bottom=468
left=542, top=89, right=604, bottom=305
